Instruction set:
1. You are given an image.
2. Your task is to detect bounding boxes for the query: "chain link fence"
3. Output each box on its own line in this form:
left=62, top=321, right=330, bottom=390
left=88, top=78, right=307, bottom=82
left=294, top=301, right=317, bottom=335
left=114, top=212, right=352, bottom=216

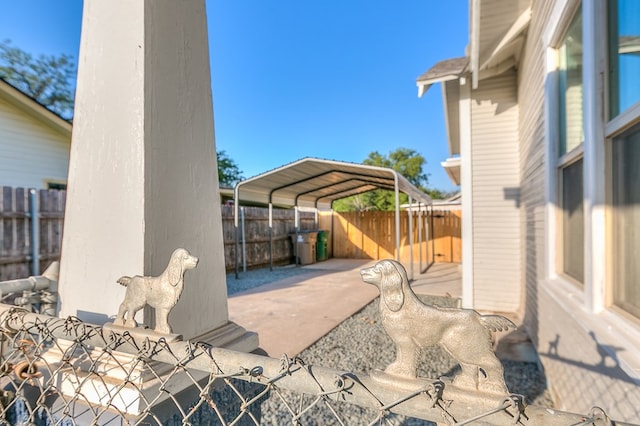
left=0, top=304, right=626, bottom=426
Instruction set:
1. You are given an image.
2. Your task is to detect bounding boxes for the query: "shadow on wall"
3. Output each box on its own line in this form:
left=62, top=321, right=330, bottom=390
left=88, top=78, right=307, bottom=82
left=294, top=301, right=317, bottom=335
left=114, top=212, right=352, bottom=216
left=542, top=332, right=637, bottom=385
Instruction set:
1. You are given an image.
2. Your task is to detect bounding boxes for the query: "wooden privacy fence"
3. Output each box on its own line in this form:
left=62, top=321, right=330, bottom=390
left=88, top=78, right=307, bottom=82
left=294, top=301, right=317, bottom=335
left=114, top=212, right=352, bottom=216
left=0, top=187, right=65, bottom=281
left=329, top=209, right=461, bottom=267
left=221, top=205, right=317, bottom=271
left=0, top=186, right=461, bottom=278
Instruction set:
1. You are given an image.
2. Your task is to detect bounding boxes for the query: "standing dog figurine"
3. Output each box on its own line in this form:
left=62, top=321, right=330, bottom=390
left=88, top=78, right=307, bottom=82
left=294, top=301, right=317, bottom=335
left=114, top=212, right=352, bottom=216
left=113, top=248, right=198, bottom=334
left=361, top=259, right=515, bottom=394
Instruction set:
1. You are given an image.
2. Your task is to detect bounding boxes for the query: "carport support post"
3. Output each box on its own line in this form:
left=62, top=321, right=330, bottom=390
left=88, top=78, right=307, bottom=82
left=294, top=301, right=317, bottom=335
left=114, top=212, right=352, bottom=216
left=394, top=174, right=400, bottom=261
left=241, top=206, right=246, bottom=272
left=234, top=187, right=240, bottom=279
left=58, top=0, right=257, bottom=351
left=269, top=203, right=273, bottom=271
left=418, top=203, right=423, bottom=273
left=408, top=196, right=414, bottom=281
left=429, top=204, right=435, bottom=266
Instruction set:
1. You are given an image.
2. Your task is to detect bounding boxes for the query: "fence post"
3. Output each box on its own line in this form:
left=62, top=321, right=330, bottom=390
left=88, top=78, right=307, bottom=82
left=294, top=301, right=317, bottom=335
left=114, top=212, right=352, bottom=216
left=241, top=206, right=246, bottom=273
left=418, top=203, right=423, bottom=273
left=408, top=197, right=414, bottom=281
left=29, top=189, right=39, bottom=276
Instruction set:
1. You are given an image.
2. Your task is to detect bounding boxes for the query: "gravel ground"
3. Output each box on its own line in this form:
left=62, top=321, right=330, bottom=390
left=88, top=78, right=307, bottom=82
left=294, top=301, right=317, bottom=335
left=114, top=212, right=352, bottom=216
left=226, top=267, right=553, bottom=425
left=226, top=265, right=326, bottom=296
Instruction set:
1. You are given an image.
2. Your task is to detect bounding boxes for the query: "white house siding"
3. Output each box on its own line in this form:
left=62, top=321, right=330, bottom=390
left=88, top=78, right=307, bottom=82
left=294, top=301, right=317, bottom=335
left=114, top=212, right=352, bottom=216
left=517, top=1, right=640, bottom=421
left=470, top=71, right=521, bottom=312
left=0, top=97, right=70, bottom=189
left=518, top=0, right=552, bottom=336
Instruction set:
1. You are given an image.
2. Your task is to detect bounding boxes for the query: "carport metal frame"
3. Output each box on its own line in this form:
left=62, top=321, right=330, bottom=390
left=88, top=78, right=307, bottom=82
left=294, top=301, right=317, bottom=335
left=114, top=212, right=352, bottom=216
left=233, top=158, right=432, bottom=278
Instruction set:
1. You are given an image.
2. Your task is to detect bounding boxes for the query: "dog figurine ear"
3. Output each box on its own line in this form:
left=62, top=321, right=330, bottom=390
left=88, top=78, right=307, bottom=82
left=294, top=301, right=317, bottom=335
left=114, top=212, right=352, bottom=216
left=381, top=261, right=404, bottom=312
left=168, top=251, right=182, bottom=287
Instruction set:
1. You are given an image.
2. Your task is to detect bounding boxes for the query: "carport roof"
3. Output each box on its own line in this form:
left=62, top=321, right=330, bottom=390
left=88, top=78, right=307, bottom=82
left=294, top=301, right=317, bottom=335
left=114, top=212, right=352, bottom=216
left=233, top=157, right=432, bottom=210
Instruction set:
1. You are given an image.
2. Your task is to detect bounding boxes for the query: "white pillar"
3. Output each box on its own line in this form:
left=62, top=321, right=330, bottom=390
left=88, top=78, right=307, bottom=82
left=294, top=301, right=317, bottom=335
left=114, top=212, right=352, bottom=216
left=582, top=0, right=607, bottom=313
left=59, top=0, right=256, bottom=349
left=459, top=78, right=474, bottom=309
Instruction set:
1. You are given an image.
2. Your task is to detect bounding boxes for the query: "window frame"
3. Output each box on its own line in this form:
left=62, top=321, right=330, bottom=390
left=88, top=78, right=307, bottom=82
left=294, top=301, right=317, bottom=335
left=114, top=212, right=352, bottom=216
left=557, top=149, right=584, bottom=286
left=606, top=123, right=640, bottom=321
left=605, top=0, right=640, bottom=318
left=545, top=0, right=585, bottom=286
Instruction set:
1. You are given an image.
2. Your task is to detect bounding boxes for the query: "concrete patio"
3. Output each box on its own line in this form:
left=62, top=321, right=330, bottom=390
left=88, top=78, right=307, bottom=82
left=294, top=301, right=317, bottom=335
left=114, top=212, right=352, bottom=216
left=227, top=259, right=463, bottom=357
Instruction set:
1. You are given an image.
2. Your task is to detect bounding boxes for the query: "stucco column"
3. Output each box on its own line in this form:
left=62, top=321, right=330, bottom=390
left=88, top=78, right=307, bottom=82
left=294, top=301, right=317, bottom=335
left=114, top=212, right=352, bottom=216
left=59, top=0, right=256, bottom=350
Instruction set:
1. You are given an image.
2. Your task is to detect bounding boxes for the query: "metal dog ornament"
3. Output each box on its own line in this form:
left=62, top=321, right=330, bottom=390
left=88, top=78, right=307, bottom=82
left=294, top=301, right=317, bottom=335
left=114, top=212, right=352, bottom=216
left=360, top=259, right=515, bottom=395
left=113, top=248, right=198, bottom=334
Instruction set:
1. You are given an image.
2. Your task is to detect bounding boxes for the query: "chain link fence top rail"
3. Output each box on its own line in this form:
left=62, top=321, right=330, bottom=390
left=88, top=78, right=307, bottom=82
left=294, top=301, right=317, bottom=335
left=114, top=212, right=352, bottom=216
left=0, top=305, right=631, bottom=426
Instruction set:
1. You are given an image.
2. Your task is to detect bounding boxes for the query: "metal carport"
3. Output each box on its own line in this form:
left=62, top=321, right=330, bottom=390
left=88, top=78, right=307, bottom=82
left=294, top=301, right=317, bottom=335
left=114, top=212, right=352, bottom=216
left=233, top=157, right=433, bottom=278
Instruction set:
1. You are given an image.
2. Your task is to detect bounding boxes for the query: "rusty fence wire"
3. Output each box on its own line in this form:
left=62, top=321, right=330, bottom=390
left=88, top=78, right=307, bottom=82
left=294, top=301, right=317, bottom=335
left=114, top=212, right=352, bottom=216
left=0, top=305, right=625, bottom=426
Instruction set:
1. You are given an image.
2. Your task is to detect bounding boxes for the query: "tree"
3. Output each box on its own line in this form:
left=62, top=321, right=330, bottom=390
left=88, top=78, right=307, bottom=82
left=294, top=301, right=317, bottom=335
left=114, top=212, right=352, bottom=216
left=362, top=148, right=428, bottom=211
left=333, top=148, right=453, bottom=212
left=332, top=194, right=372, bottom=212
left=217, top=150, right=244, bottom=187
left=0, top=40, right=76, bottom=120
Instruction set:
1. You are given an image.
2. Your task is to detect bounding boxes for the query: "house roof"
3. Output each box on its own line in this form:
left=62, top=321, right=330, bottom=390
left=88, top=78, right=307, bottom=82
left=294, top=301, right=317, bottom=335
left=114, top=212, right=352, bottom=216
left=0, top=78, right=72, bottom=136
left=416, top=59, right=466, bottom=159
left=441, top=157, right=461, bottom=186
left=415, top=0, right=531, bottom=186
left=417, top=0, right=531, bottom=97
left=416, top=57, right=468, bottom=97
left=233, top=157, right=433, bottom=210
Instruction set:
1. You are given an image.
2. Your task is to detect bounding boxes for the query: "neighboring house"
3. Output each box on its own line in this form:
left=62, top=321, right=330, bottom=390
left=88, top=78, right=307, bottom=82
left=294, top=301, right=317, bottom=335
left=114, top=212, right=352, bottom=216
left=418, top=0, right=639, bottom=421
left=0, top=78, right=71, bottom=189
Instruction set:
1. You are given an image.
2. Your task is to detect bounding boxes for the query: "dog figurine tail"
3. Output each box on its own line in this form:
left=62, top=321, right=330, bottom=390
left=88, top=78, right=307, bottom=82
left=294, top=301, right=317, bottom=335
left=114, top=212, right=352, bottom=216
left=479, top=315, right=516, bottom=332
left=117, top=276, right=132, bottom=287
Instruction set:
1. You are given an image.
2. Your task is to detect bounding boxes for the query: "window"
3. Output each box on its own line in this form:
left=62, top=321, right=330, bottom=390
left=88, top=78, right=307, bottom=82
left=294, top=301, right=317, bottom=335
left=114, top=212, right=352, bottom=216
left=557, top=6, right=584, bottom=284
left=610, top=123, right=640, bottom=318
left=558, top=5, right=583, bottom=156
left=47, top=182, right=67, bottom=190
left=561, top=159, right=584, bottom=283
left=608, top=0, right=640, bottom=118
left=607, top=1, right=640, bottom=319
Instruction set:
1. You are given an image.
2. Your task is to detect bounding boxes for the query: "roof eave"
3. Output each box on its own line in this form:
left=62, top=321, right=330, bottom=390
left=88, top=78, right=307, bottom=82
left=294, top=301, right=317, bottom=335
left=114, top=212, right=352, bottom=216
left=441, top=157, right=461, bottom=186
left=0, top=80, right=72, bottom=136
left=415, top=57, right=469, bottom=98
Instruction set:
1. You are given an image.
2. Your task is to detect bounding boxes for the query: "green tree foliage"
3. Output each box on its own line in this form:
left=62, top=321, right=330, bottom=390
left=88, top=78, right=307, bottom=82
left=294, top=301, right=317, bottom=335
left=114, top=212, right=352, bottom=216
left=0, top=40, right=76, bottom=120
left=332, top=194, right=372, bottom=212
left=425, top=187, right=457, bottom=200
left=217, top=150, right=244, bottom=187
left=363, top=148, right=427, bottom=211
left=334, top=148, right=436, bottom=212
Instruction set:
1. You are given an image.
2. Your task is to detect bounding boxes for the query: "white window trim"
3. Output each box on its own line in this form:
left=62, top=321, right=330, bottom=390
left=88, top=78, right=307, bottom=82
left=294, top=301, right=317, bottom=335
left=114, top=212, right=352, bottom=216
left=543, top=0, right=584, bottom=286
left=459, top=77, right=474, bottom=309
left=544, top=0, right=608, bottom=311
left=582, top=0, right=607, bottom=313
left=606, top=100, right=640, bottom=137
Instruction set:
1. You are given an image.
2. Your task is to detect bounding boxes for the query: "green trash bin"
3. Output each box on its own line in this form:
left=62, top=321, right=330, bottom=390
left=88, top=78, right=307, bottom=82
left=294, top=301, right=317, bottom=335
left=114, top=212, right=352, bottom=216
left=316, top=230, right=329, bottom=261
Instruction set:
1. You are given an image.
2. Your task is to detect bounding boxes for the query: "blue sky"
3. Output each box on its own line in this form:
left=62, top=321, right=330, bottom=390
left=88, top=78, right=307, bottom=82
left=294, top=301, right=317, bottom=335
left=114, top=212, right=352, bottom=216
left=1, top=1, right=467, bottom=192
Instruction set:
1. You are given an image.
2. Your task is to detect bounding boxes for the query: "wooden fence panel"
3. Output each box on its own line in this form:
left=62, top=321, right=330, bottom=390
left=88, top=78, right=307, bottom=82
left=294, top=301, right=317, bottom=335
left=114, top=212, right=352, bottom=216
left=1, top=185, right=460, bottom=279
left=330, top=209, right=461, bottom=264
left=431, top=210, right=462, bottom=263
left=221, top=206, right=317, bottom=271
left=0, top=187, right=66, bottom=280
